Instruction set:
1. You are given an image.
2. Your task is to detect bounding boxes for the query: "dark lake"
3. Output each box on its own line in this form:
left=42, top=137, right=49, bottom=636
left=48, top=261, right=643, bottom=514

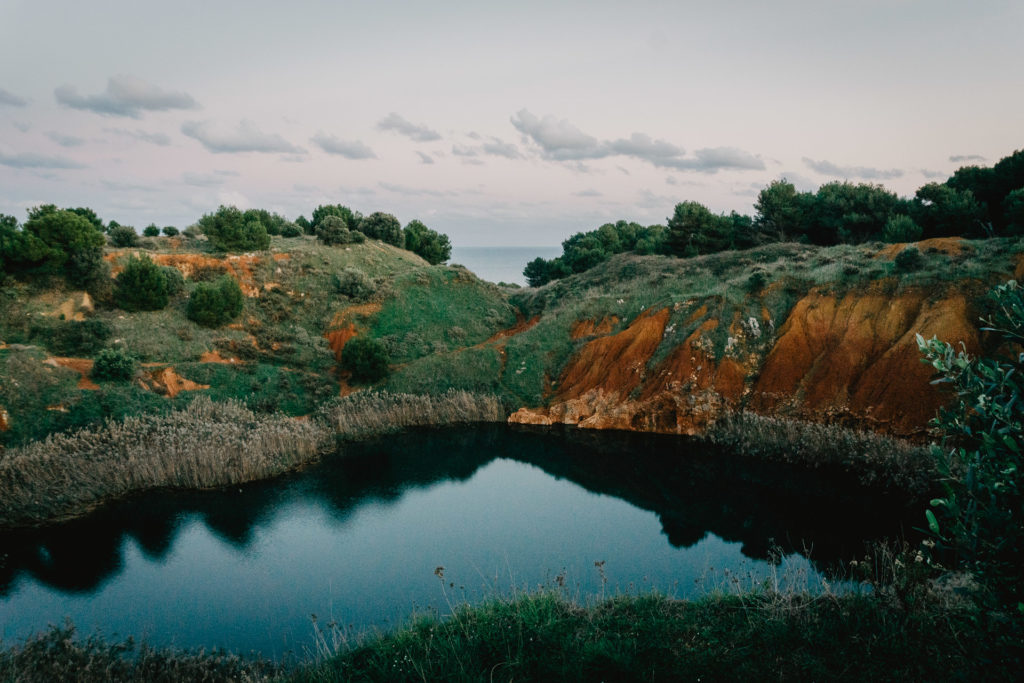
left=0, top=425, right=918, bottom=659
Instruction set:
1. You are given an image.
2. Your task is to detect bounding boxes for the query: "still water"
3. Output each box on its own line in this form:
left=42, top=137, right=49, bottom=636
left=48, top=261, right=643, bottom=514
left=0, top=426, right=915, bottom=658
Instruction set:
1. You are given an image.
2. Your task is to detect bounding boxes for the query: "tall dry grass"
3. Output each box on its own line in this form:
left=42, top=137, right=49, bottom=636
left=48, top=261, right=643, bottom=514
left=0, top=391, right=508, bottom=527
left=317, top=390, right=508, bottom=441
left=704, top=411, right=934, bottom=495
left=0, top=396, right=328, bottom=527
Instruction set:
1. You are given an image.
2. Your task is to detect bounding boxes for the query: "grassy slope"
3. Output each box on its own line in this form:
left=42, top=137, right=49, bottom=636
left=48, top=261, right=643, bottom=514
left=0, top=235, right=513, bottom=448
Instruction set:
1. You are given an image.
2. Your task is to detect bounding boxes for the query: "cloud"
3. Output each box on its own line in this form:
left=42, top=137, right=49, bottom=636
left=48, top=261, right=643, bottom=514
left=481, top=138, right=522, bottom=159
left=182, top=171, right=229, bottom=187
left=105, top=127, right=172, bottom=146
left=920, top=168, right=948, bottom=179
left=659, top=147, right=766, bottom=173
left=102, top=179, right=159, bottom=192
left=573, top=189, right=603, bottom=197
left=0, top=88, right=27, bottom=107
left=311, top=132, right=376, bottom=159
left=802, top=157, right=903, bottom=180
left=377, top=113, right=441, bottom=142
left=55, top=75, right=198, bottom=118
left=512, top=109, right=763, bottom=173
left=46, top=132, right=86, bottom=147
left=181, top=120, right=304, bottom=154
left=451, top=144, right=478, bottom=157
left=510, top=109, right=603, bottom=160
left=415, top=151, right=435, bottom=165
left=378, top=181, right=454, bottom=197
left=0, top=151, right=86, bottom=169
left=949, top=154, right=986, bottom=163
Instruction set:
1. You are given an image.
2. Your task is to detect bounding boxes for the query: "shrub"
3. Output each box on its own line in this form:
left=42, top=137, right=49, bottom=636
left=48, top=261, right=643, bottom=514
left=360, top=211, right=404, bottom=246
left=918, top=279, right=1024, bottom=605
left=882, top=214, right=922, bottom=243
left=280, top=222, right=302, bottom=237
left=49, top=320, right=112, bottom=356
left=142, top=224, right=160, bottom=237
left=162, top=226, right=179, bottom=236
left=342, top=337, right=390, bottom=383
left=198, top=205, right=270, bottom=252
left=91, top=348, right=136, bottom=381
left=403, top=219, right=451, bottom=264
left=332, top=267, right=374, bottom=300
left=747, top=270, right=768, bottom=293
left=114, top=255, right=168, bottom=311
left=161, top=266, right=185, bottom=297
left=315, top=215, right=355, bottom=245
left=894, top=246, right=924, bottom=272
left=108, top=224, right=139, bottom=248
left=187, top=275, right=244, bottom=327
left=66, top=247, right=110, bottom=293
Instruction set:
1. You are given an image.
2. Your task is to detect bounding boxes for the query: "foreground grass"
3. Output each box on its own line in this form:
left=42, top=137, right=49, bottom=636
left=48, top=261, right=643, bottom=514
left=3, top=591, right=1020, bottom=682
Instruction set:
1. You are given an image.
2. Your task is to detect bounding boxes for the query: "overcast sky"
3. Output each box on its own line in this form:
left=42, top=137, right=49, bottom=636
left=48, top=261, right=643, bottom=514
left=1, top=0, right=1021, bottom=246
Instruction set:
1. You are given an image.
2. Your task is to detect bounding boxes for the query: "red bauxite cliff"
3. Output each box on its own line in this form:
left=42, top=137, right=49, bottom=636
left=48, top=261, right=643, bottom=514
left=510, top=284, right=981, bottom=439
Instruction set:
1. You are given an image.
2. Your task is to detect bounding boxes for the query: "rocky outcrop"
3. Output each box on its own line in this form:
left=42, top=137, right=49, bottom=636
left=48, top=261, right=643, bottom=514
left=510, top=283, right=981, bottom=438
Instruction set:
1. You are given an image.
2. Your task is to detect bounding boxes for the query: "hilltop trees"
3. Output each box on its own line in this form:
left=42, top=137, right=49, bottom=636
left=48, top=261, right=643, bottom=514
left=1, top=206, right=108, bottom=290
left=403, top=220, right=451, bottom=264
left=198, top=205, right=271, bottom=252
left=360, top=212, right=404, bottom=247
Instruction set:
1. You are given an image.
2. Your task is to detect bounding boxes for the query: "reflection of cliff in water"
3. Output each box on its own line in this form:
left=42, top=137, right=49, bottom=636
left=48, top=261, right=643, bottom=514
left=0, top=425, right=919, bottom=596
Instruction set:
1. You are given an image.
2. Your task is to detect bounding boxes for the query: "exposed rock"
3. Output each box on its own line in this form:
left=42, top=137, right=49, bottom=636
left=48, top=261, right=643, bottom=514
left=514, top=284, right=980, bottom=438
left=0, top=406, right=9, bottom=431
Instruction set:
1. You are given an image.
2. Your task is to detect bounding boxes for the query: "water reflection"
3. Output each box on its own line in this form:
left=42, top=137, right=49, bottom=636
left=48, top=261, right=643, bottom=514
left=0, top=425, right=918, bottom=599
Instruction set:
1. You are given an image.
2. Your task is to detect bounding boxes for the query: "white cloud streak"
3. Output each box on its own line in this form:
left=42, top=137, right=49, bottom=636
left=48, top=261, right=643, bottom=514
left=0, top=151, right=86, bottom=169
left=0, top=88, right=28, bottom=107
left=377, top=113, right=442, bottom=142
left=802, top=157, right=903, bottom=180
left=55, top=75, right=198, bottom=118
left=181, top=120, right=305, bottom=154
left=311, top=132, right=376, bottom=159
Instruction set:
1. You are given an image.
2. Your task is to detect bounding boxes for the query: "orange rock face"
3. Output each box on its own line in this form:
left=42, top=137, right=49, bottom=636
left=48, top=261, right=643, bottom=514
left=511, top=284, right=981, bottom=438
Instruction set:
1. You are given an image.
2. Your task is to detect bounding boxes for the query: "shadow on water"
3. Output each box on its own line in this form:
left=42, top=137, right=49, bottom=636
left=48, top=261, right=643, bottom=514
left=0, top=424, right=920, bottom=597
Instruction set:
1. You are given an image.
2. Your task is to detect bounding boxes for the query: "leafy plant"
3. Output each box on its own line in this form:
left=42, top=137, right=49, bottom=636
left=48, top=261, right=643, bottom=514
left=114, top=255, right=169, bottom=311
left=48, top=319, right=112, bottom=356
left=108, top=224, right=139, bottom=248
left=187, top=275, right=244, bottom=327
left=91, top=347, right=136, bottom=381
left=917, top=279, right=1024, bottom=605
left=142, top=224, right=160, bottom=237
left=342, top=336, right=390, bottom=383
left=198, top=205, right=270, bottom=252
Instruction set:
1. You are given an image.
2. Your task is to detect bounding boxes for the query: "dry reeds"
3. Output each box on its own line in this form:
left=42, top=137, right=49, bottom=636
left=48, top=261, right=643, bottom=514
left=704, top=411, right=934, bottom=495
left=317, top=390, right=508, bottom=441
left=0, top=396, right=329, bottom=527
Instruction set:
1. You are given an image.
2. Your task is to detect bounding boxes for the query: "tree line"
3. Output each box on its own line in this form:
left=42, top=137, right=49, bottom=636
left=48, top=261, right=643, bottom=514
left=525, top=148, right=1024, bottom=286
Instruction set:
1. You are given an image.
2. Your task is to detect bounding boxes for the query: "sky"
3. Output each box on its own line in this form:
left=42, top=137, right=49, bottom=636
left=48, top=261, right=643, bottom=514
left=1, top=0, right=1022, bottom=246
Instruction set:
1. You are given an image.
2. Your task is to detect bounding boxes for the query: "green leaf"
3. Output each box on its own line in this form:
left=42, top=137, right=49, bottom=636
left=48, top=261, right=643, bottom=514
left=925, top=509, right=940, bottom=535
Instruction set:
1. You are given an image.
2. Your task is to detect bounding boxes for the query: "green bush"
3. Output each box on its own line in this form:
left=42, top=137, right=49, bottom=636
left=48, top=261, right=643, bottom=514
left=162, top=226, right=179, bottom=237
left=404, top=219, right=451, bottom=264
left=894, top=246, right=924, bottom=272
left=918, top=279, right=1024, bottom=605
left=342, top=336, right=390, bottom=383
left=315, top=215, right=355, bottom=245
left=280, top=222, right=302, bottom=237
left=332, top=267, right=375, bottom=300
left=882, top=214, right=923, bottom=243
left=91, top=347, right=136, bottom=381
left=360, top=211, right=404, bottom=246
left=160, top=266, right=185, bottom=297
left=114, top=255, right=168, bottom=311
left=197, top=205, right=270, bottom=252
left=48, top=319, right=112, bottom=356
left=142, top=224, right=160, bottom=237
left=187, top=275, right=244, bottom=327
left=108, top=225, right=139, bottom=248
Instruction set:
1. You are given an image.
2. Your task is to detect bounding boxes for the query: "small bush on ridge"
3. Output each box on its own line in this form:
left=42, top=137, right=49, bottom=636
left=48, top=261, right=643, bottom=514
left=91, top=348, right=136, bottom=382
left=114, top=255, right=168, bottom=312
left=187, top=275, right=244, bottom=327
left=342, top=337, right=390, bottom=383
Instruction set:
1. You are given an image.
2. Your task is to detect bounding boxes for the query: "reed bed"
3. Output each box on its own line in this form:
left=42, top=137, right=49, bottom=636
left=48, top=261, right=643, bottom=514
left=317, top=390, right=508, bottom=441
left=0, top=397, right=329, bottom=527
left=704, top=411, right=934, bottom=495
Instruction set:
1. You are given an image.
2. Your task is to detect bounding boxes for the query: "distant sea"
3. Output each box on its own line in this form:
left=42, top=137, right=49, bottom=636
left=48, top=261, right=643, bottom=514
left=448, top=246, right=561, bottom=286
